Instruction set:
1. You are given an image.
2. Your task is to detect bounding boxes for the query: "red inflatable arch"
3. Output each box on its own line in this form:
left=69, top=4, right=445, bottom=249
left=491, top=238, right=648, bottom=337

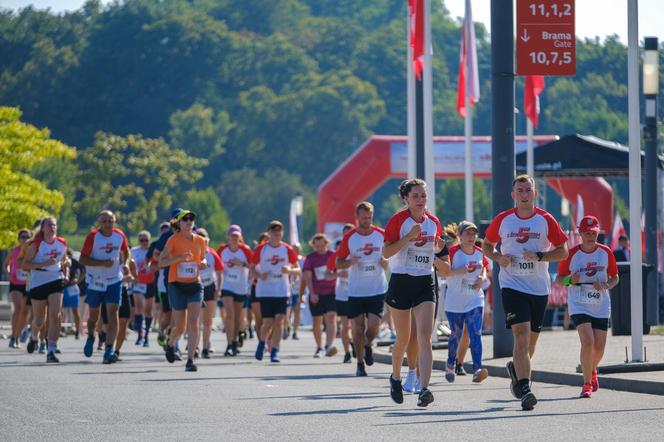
left=317, top=135, right=613, bottom=241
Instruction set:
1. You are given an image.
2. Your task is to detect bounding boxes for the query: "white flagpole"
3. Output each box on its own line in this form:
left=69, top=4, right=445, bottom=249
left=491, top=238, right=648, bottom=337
left=464, top=85, right=473, bottom=222
left=407, top=6, right=416, bottom=180
left=424, top=0, right=435, bottom=214
left=526, top=118, right=535, bottom=178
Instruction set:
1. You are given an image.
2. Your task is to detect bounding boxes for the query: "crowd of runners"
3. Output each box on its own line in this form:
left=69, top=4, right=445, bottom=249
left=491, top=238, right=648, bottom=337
left=4, top=174, right=618, bottom=410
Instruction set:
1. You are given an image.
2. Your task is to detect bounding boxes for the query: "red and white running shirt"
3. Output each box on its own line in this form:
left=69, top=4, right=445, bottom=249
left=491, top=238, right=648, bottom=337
left=384, top=210, right=443, bottom=277
left=336, top=226, right=388, bottom=297
left=485, top=207, right=567, bottom=296
left=200, top=247, right=224, bottom=288
left=81, top=228, right=129, bottom=288
left=250, top=241, right=298, bottom=298
left=28, top=237, right=67, bottom=289
left=326, top=253, right=349, bottom=302
left=444, top=245, right=488, bottom=313
left=558, top=244, right=618, bottom=318
left=218, top=243, right=253, bottom=294
left=131, top=246, right=156, bottom=285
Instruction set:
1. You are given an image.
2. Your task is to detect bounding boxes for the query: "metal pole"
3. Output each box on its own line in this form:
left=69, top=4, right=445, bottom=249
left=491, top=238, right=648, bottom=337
left=627, top=0, right=643, bottom=362
left=527, top=119, right=535, bottom=177
left=644, top=37, right=659, bottom=326
left=491, top=0, right=515, bottom=358
left=465, top=84, right=474, bottom=222
left=423, top=0, right=436, bottom=214
left=407, top=7, right=416, bottom=181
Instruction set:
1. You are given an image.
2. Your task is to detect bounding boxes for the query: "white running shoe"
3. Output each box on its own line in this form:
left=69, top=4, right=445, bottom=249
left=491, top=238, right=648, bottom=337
left=402, top=370, right=417, bottom=393
left=413, top=377, right=422, bottom=394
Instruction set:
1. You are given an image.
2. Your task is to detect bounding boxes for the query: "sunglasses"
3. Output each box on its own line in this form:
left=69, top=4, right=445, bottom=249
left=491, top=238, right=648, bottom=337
left=139, top=238, right=149, bottom=243
left=181, top=215, right=195, bottom=222
left=19, top=235, right=30, bottom=240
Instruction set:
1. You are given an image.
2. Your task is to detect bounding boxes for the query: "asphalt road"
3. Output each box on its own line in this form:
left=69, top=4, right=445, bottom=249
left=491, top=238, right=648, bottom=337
left=2, top=330, right=664, bottom=441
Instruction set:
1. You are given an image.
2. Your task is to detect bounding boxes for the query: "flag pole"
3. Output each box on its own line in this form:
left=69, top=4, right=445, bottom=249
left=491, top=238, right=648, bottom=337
left=407, top=5, right=416, bottom=180
left=526, top=118, right=534, bottom=177
left=464, top=82, right=473, bottom=222
left=424, top=0, right=435, bottom=214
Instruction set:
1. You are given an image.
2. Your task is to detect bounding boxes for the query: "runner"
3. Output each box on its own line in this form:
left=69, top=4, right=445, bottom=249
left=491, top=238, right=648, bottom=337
left=326, top=224, right=355, bottom=363
left=131, top=230, right=157, bottom=347
left=21, top=217, right=68, bottom=363
left=158, top=209, right=207, bottom=372
left=383, top=179, right=446, bottom=407
left=62, top=249, right=85, bottom=340
left=290, top=242, right=307, bottom=340
left=5, top=229, right=31, bottom=348
left=483, top=174, right=568, bottom=410
left=438, top=221, right=489, bottom=383
left=555, top=215, right=618, bottom=398
left=249, top=232, right=269, bottom=344
left=218, top=225, right=252, bottom=356
left=196, top=227, right=224, bottom=359
left=79, top=210, right=130, bottom=364
left=250, top=221, right=300, bottom=363
left=303, top=233, right=337, bottom=358
left=336, top=203, right=389, bottom=377
left=115, top=258, right=138, bottom=360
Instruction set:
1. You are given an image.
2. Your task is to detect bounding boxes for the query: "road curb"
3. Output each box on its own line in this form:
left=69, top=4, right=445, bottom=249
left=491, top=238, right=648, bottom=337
left=373, top=351, right=664, bottom=396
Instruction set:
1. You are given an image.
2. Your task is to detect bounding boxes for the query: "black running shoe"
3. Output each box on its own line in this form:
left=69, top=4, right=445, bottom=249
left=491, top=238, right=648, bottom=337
left=46, top=351, right=59, bottom=363
left=238, top=331, right=245, bottom=347
left=390, top=375, right=404, bottom=404
left=174, top=349, right=182, bottom=361
left=232, top=341, right=240, bottom=356
left=343, top=352, right=352, bottom=363
left=356, top=362, right=367, bottom=377
left=185, top=358, right=198, bottom=372
left=364, top=345, right=374, bottom=366
left=455, top=363, right=467, bottom=376
left=521, top=391, right=537, bottom=411
left=27, top=337, right=37, bottom=354
left=202, top=348, right=210, bottom=359
left=224, top=344, right=233, bottom=357
left=506, top=361, right=522, bottom=399
left=112, top=351, right=121, bottom=362
left=417, top=388, right=434, bottom=407
left=165, top=344, right=175, bottom=363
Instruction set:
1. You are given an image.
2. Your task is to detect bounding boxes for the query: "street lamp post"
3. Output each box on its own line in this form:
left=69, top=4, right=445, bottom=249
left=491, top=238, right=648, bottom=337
left=643, top=37, right=659, bottom=326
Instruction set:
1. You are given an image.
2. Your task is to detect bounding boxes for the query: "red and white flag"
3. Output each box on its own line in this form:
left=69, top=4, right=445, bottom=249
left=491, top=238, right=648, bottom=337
left=524, top=75, right=545, bottom=127
left=456, top=0, right=480, bottom=117
left=408, top=0, right=424, bottom=80
left=610, top=212, right=627, bottom=251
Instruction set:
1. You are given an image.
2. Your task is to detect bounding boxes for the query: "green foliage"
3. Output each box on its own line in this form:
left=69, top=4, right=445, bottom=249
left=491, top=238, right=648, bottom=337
left=182, top=187, right=230, bottom=244
left=75, top=132, right=207, bottom=235
left=435, top=179, right=491, bottom=227
left=0, top=107, right=75, bottom=248
left=168, top=102, right=233, bottom=159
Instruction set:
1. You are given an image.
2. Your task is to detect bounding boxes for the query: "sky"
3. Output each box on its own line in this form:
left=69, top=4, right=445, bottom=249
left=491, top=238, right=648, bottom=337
left=0, top=0, right=662, bottom=44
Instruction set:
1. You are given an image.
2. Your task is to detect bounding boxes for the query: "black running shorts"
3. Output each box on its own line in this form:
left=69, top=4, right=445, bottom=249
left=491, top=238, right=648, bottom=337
left=501, top=287, right=549, bottom=333
left=385, top=273, right=435, bottom=310
left=347, top=294, right=386, bottom=319
left=309, top=294, right=336, bottom=317
left=259, top=297, right=288, bottom=318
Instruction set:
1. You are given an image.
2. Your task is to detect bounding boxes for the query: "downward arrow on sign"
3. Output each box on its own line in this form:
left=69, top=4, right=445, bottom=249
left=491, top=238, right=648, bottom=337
left=521, top=29, right=530, bottom=42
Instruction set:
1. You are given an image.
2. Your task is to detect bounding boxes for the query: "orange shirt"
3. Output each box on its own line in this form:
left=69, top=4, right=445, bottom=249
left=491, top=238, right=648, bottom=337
left=164, top=232, right=207, bottom=284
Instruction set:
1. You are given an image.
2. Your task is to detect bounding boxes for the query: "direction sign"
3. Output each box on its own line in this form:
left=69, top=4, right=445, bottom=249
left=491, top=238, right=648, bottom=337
left=516, top=0, right=576, bottom=76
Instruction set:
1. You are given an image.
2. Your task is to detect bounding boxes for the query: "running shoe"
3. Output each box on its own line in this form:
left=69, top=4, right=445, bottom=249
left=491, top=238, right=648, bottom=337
left=389, top=376, right=404, bottom=404
left=343, top=352, right=352, bottom=363
left=455, top=363, right=467, bottom=376
left=472, top=368, right=489, bottom=383
left=417, top=388, right=434, bottom=407
left=157, top=333, right=167, bottom=348
left=84, top=336, right=94, bottom=357
left=238, top=330, right=246, bottom=347
left=313, top=348, right=323, bottom=358
left=174, top=349, right=183, bottom=361
left=325, top=346, right=338, bottom=357
left=9, top=337, right=15, bottom=348
left=54, top=345, right=61, bottom=354
left=202, top=348, right=210, bottom=359
left=27, top=337, right=37, bottom=354
left=403, top=370, right=418, bottom=393
left=591, top=369, right=599, bottom=392
left=12, top=339, right=20, bottom=349
left=224, top=345, right=233, bottom=357
left=46, top=351, right=59, bottom=363
left=414, top=377, right=422, bottom=394
left=520, top=387, right=537, bottom=411
left=445, top=367, right=455, bottom=383
left=165, top=344, right=176, bottom=363
left=185, top=358, right=198, bottom=372
left=231, top=342, right=240, bottom=355
left=292, top=332, right=298, bottom=340
left=506, top=361, right=522, bottom=399
left=20, top=327, right=30, bottom=343
left=102, top=348, right=114, bottom=364
left=390, top=331, right=397, bottom=340
left=112, top=351, right=121, bottom=362
left=580, top=383, right=593, bottom=398
left=255, top=340, right=265, bottom=361
left=75, top=331, right=80, bottom=340
left=364, top=345, right=374, bottom=366
left=143, top=337, right=149, bottom=348
left=135, top=335, right=143, bottom=346
left=38, top=341, right=46, bottom=354
left=208, top=346, right=215, bottom=353
left=270, top=347, right=280, bottom=363
left=356, top=362, right=367, bottom=377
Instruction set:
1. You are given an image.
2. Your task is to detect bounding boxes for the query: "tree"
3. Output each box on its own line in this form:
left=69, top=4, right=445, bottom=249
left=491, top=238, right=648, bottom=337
left=168, top=102, right=233, bottom=159
left=75, top=132, right=207, bottom=235
left=182, top=187, right=230, bottom=244
left=0, top=107, right=75, bottom=248
left=435, top=178, right=491, bottom=227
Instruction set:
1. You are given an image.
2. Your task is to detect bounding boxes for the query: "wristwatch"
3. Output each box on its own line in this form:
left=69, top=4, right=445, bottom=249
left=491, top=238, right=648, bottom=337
left=536, top=252, right=544, bottom=262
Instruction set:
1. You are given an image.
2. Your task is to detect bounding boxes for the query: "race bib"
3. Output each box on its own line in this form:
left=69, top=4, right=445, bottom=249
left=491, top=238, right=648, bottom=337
left=578, top=285, right=602, bottom=305
left=200, top=269, right=214, bottom=286
left=406, top=248, right=431, bottom=271
left=133, top=283, right=147, bottom=294
left=338, top=278, right=349, bottom=292
left=225, top=268, right=241, bottom=281
left=16, top=269, right=28, bottom=281
left=177, top=262, right=198, bottom=279
left=461, top=278, right=477, bottom=294
left=270, top=271, right=283, bottom=280
left=359, top=262, right=380, bottom=277
left=510, top=257, right=537, bottom=276
left=90, top=274, right=108, bottom=291
left=314, top=265, right=328, bottom=281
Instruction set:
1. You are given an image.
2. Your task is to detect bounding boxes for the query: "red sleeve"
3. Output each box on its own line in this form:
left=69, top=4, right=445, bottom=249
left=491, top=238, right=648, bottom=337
left=448, top=245, right=459, bottom=265
left=557, top=245, right=578, bottom=277
left=482, top=256, right=489, bottom=269
left=326, top=252, right=337, bottom=271
left=250, top=244, right=263, bottom=265
left=542, top=210, right=568, bottom=246
left=286, top=244, right=298, bottom=264
left=240, top=244, right=254, bottom=263
left=336, top=231, right=352, bottom=260
left=216, top=244, right=226, bottom=256
left=427, top=212, right=443, bottom=237
left=384, top=211, right=406, bottom=243
left=485, top=209, right=512, bottom=244
left=80, top=231, right=96, bottom=256
left=600, top=244, right=619, bottom=277
left=57, top=237, right=67, bottom=246
left=114, top=228, right=129, bottom=252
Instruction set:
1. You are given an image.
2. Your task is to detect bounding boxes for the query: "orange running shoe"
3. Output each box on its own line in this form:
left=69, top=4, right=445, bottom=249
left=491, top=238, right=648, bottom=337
left=591, top=370, right=599, bottom=392
left=580, top=383, right=593, bottom=398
